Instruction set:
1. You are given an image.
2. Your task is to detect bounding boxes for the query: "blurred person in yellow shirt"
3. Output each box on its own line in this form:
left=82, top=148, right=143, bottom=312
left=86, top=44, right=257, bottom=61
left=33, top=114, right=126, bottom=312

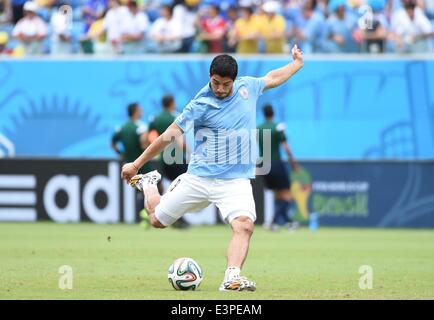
left=35, top=0, right=54, bottom=8
left=233, top=6, right=261, bottom=53
left=0, top=31, right=26, bottom=56
left=260, top=1, right=286, bottom=53
left=80, top=10, right=108, bottom=54
left=0, top=32, right=14, bottom=55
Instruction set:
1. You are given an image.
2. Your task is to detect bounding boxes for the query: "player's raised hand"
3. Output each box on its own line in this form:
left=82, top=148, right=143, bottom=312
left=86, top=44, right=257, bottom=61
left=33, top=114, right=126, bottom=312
left=121, top=162, right=138, bottom=183
left=291, top=44, right=303, bottom=64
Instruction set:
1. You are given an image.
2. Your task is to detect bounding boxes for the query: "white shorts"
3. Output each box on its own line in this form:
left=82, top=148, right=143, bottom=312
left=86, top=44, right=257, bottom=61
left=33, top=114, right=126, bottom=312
left=154, top=173, right=256, bottom=227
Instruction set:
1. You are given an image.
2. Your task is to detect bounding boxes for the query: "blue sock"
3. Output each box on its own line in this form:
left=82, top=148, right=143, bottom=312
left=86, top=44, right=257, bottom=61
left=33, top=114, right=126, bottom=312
left=286, top=200, right=294, bottom=222
left=273, top=200, right=290, bottom=226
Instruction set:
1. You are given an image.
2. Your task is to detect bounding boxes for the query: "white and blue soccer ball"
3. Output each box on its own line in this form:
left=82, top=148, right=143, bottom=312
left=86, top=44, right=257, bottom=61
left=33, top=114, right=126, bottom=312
left=168, top=257, right=203, bottom=291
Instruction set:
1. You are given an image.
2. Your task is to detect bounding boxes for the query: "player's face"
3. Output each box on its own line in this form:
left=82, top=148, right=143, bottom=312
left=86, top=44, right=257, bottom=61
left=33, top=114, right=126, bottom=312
left=404, top=5, right=415, bottom=19
left=209, top=7, right=218, bottom=18
left=161, top=7, right=170, bottom=19
left=336, top=6, right=345, bottom=18
left=210, top=74, right=234, bottom=99
left=136, top=105, right=143, bottom=118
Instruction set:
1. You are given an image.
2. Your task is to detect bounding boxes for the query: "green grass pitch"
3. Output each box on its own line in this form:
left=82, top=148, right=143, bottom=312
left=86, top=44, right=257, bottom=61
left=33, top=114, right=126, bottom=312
left=0, top=222, right=433, bottom=299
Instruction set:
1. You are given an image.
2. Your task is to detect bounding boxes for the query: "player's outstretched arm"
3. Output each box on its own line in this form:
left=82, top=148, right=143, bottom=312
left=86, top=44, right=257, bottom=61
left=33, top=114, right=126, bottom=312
left=263, top=44, right=304, bottom=91
left=121, top=122, right=184, bottom=182
left=282, top=141, right=300, bottom=172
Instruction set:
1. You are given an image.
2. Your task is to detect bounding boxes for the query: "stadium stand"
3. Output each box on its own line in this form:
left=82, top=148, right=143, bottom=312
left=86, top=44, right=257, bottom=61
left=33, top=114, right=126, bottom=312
left=0, top=0, right=433, bottom=56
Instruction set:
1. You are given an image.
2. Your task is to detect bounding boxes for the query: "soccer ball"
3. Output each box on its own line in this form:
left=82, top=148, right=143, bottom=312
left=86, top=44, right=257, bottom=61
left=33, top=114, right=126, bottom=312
left=168, top=257, right=203, bottom=291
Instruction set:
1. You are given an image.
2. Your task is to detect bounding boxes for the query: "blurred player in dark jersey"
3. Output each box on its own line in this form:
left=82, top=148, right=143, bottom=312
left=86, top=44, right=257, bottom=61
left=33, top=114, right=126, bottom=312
left=148, top=94, right=190, bottom=229
left=257, top=104, right=300, bottom=231
left=111, top=102, right=153, bottom=222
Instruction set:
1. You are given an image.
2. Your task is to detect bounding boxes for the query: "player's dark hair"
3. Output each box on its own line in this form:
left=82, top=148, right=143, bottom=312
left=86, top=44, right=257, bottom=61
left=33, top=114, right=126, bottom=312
left=263, top=104, right=274, bottom=118
left=162, top=4, right=174, bottom=16
left=127, top=0, right=138, bottom=9
left=210, top=5, right=220, bottom=13
left=403, top=0, right=416, bottom=9
left=127, top=102, right=139, bottom=117
left=303, top=0, right=317, bottom=11
left=173, top=0, right=185, bottom=6
left=240, top=6, right=253, bottom=15
left=209, top=54, right=238, bottom=80
left=162, top=94, right=174, bottom=109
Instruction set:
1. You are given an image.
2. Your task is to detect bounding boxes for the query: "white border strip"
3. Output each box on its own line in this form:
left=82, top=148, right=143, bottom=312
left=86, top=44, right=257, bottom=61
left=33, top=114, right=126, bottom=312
left=0, top=175, right=36, bottom=188
left=0, top=208, right=37, bottom=221
left=0, top=191, right=36, bottom=205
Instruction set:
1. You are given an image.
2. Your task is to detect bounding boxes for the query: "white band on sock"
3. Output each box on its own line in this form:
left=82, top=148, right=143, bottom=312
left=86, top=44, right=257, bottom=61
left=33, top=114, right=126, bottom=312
left=224, top=267, right=241, bottom=282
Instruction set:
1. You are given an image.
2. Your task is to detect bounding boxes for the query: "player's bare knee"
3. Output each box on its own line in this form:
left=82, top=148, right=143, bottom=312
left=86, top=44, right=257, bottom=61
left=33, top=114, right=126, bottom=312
left=243, top=222, right=254, bottom=236
left=150, top=215, right=166, bottom=229
left=232, top=216, right=254, bottom=236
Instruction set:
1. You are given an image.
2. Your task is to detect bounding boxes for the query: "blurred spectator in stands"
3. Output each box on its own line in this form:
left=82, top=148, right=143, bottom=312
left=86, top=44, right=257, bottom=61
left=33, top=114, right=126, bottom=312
left=260, top=0, right=286, bottom=53
left=142, top=0, right=163, bottom=22
left=322, top=0, right=359, bottom=53
left=293, top=0, right=325, bottom=53
left=223, top=5, right=238, bottom=53
left=34, top=0, right=55, bottom=22
left=387, top=0, right=424, bottom=13
left=233, top=6, right=261, bottom=53
left=50, top=1, right=72, bottom=54
left=34, top=0, right=54, bottom=8
left=281, top=0, right=301, bottom=47
left=12, top=1, right=47, bottom=54
left=218, top=0, right=237, bottom=14
left=173, top=0, right=197, bottom=53
left=80, top=8, right=108, bottom=54
left=1, top=30, right=25, bottom=55
left=134, top=0, right=145, bottom=10
left=82, top=0, right=108, bottom=32
left=316, top=0, right=328, bottom=15
left=391, top=0, right=434, bottom=52
left=0, top=31, right=13, bottom=54
left=238, top=0, right=261, bottom=7
left=0, top=0, right=12, bottom=24
left=121, top=0, right=148, bottom=54
left=12, top=0, right=27, bottom=23
left=148, top=4, right=182, bottom=52
left=423, top=0, right=434, bottom=20
left=197, top=4, right=226, bottom=53
left=358, top=0, right=389, bottom=53
left=96, top=0, right=129, bottom=54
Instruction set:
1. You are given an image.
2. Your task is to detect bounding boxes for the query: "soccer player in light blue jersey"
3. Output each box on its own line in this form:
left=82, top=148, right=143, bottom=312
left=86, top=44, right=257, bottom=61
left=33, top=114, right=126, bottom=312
left=121, top=45, right=304, bottom=291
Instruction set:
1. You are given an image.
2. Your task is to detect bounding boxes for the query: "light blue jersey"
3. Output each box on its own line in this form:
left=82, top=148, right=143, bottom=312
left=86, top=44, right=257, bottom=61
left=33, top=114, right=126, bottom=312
left=175, top=76, right=266, bottom=179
